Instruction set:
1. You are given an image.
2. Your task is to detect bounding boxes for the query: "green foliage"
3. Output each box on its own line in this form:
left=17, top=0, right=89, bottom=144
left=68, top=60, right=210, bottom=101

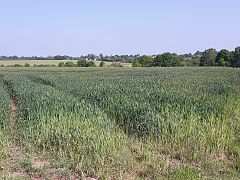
left=77, top=60, right=96, bottom=67
left=200, top=48, right=217, bottom=66
left=64, top=61, right=77, bottom=67
left=58, top=62, right=65, bottom=67
left=88, top=61, right=97, bottom=67
left=133, top=55, right=153, bottom=67
left=216, top=49, right=234, bottom=66
left=133, top=55, right=200, bottom=67
left=13, top=64, right=23, bottom=67
left=132, top=61, right=142, bottom=67
left=233, top=47, right=240, bottom=67
left=191, top=57, right=200, bottom=66
left=153, top=53, right=182, bottom=67
left=99, top=61, right=105, bottom=67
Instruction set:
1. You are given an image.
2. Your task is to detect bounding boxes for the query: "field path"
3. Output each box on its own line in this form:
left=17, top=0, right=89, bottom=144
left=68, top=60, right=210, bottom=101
left=4, top=80, right=79, bottom=179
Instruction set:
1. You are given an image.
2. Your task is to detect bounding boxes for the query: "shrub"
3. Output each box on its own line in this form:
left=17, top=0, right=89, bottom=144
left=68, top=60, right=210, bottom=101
left=24, top=63, right=30, bottom=67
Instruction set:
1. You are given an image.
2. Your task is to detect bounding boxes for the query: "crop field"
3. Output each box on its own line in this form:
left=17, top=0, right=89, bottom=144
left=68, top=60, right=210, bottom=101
left=0, top=67, right=240, bottom=179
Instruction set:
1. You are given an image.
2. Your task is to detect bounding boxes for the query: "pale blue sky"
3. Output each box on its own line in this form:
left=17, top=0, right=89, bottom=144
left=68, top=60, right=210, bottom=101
left=0, top=0, right=239, bottom=56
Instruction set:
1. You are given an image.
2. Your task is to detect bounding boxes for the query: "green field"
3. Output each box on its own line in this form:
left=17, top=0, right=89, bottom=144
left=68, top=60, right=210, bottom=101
left=0, top=60, right=132, bottom=67
left=0, top=67, right=240, bottom=179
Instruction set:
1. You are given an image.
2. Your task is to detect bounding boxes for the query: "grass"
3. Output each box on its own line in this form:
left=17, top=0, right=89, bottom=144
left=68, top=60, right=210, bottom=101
left=0, top=67, right=239, bottom=179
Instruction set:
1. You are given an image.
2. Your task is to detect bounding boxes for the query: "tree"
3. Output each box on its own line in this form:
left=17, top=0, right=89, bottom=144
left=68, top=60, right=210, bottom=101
left=99, top=53, right=104, bottom=60
left=200, top=48, right=217, bottom=66
left=133, top=55, right=153, bottom=67
left=194, top=51, right=203, bottom=57
left=132, top=60, right=142, bottom=67
left=54, top=55, right=68, bottom=60
left=216, top=49, right=233, bottom=66
left=152, top=53, right=181, bottom=67
left=99, top=61, right=105, bottom=67
left=233, top=47, right=240, bottom=67
left=77, top=60, right=96, bottom=67
left=191, top=57, right=200, bottom=66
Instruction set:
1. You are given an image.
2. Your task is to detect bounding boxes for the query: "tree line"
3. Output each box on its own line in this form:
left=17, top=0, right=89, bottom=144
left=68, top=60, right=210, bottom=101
left=0, top=54, right=138, bottom=63
left=133, top=47, right=240, bottom=67
left=58, top=60, right=97, bottom=67
left=1, top=47, right=240, bottom=68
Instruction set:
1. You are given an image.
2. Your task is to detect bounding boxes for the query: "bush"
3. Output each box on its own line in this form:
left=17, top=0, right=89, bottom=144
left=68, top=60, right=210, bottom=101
left=24, top=63, right=30, bottom=67
left=100, top=61, right=105, bottom=67
left=88, top=61, right=97, bottom=67
left=13, top=64, right=23, bottom=67
left=77, top=60, right=96, bottom=67
left=133, top=55, right=153, bottom=67
left=152, top=53, right=182, bottom=67
left=58, top=62, right=65, bottom=67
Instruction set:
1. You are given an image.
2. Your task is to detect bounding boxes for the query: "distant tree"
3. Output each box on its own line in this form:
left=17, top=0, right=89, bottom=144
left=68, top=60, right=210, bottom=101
left=77, top=60, right=96, bottom=67
left=132, top=61, right=142, bottom=67
left=152, top=53, right=181, bottom=67
left=233, top=47, right=240, bottom=67
left=54, top=55, right=68, bottom=60
left=200, top=48, right=217, bottom=66
left=99, top=53, right=104, bottom=60
left=24, top=63, right=30, bottom=67
left=191, top=57, right=200, bottom=66
left=100, top=61, right=105, bottom=67
left=194, top=51, right=203, bottom=57
left=133, top=55, right=153, bottom=67
left=58, top=62, right=65, bottom=67
left=216, top=49, right=233, bottom=66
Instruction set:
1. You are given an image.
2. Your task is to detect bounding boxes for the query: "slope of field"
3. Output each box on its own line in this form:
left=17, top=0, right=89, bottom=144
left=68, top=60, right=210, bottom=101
left=0, top=67, right=239, bottom=179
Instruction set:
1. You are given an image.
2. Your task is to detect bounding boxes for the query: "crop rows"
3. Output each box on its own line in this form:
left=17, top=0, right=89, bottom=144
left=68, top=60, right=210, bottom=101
left=0, top=67, right=240, bottom=178
left=0, top=76, right=11, bottom=171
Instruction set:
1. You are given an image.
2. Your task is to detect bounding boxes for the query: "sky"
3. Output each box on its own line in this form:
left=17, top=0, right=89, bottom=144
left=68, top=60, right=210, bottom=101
left=0, top=0, right=239, bottom=56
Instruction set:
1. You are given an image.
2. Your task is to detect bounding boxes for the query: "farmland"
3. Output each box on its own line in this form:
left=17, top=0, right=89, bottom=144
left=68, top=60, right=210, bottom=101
left=0, top=67, right=240, bottom=179
left=0, top=60, right=132, bottom=67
